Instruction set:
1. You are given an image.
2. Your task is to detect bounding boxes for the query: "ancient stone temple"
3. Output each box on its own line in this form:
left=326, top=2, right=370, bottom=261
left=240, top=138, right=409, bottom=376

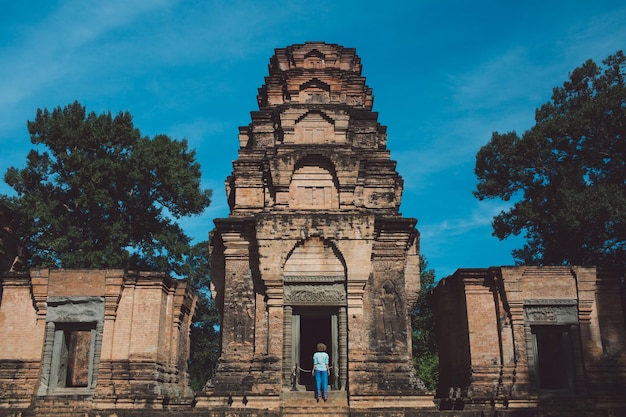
left=203, top=42, right=430, bottom=415
left=4, top=42, right=624, bottom=417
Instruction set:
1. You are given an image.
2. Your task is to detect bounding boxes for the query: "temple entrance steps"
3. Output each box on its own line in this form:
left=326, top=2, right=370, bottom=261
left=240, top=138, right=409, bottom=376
left=280, top=390, right=349, bottom=416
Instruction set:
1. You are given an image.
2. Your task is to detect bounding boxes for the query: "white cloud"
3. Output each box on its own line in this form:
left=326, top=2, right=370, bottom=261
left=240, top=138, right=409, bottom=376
left=559, top=5, right=626, bottom=65
left=0, top=1, right=173, bottom=90
left=420, top=200, right=510, bottom=241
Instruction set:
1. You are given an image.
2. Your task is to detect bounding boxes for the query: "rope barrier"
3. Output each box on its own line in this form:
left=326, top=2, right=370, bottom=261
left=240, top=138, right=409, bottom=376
left=290, top=364, right=339, bottom=391
left=296, top=365, right=333, bottom=373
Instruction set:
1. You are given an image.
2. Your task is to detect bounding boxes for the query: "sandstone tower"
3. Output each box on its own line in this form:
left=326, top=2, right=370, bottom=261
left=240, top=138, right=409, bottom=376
left=208, top=42, right=425, bottom=409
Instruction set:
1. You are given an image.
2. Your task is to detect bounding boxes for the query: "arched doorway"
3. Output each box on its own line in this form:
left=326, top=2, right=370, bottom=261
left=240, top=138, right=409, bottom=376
left=282, top=238, right=347, bottom=391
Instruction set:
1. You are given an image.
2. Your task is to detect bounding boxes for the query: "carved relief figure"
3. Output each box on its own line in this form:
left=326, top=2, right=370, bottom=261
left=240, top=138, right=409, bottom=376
left=380, top=281, right=400, bottom=342
left=229, top=282, right=254, bottom=344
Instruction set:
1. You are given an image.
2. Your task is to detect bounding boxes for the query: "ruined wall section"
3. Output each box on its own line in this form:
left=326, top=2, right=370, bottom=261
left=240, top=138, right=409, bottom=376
left=0, top=272, right=45, bottom=408
left=432, top=266, right=626, bottom=410
left=0, top=269, right=197, bottom=411
left=430, top=270, right=472, bottom=398
left=592, top=268, right=626, bottom=400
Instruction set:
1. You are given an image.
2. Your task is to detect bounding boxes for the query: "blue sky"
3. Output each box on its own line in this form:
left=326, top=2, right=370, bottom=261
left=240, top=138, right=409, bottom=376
left=1, top=1, right=624, bottom=279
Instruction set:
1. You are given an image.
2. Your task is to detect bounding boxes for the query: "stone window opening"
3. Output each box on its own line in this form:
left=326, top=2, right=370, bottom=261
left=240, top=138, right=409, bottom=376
left=49, top=322, right=97, bottom=391
left=38, top=296, right=104, bottom=396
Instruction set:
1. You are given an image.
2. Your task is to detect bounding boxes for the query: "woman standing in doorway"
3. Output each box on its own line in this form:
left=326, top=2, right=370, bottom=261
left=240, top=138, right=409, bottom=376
left=312, top=342, right=329, bottom=402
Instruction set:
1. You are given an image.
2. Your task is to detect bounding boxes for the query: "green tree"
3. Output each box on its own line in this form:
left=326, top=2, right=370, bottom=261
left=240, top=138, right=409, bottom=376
left=474, top=51, right=626, bottom=267
left=2, top=101, right=212, bottom=274
left=180, top=241, right=221, bottom=392
left=411, top=255, right=438, bottom=391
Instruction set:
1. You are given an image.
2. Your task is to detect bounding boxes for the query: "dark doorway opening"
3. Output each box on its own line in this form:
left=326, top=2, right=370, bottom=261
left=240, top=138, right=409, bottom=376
left=298, top=313, right=332, bottom=390
left=533, top=325, right=574, bottom=391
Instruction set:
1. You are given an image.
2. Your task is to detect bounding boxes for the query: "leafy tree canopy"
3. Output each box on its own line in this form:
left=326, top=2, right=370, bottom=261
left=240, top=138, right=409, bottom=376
left=411, top=255, right=438, bottom=391
left=474, top=51, right=626, bottom=267
left=2, top=101, right=212, bottom=274
left=178, top=240, right=220, bottom=392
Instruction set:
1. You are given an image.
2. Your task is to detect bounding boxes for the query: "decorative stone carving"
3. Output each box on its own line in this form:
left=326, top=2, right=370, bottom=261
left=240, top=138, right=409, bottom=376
left=379, top=281, right=400, bottom=342
left=283, top=275, right=345, bottom=283
left=284, top=284, right=346, bottom=305
left=524, top=305, right=579, bottom=324
left=524, top=299, right=578, bottom=324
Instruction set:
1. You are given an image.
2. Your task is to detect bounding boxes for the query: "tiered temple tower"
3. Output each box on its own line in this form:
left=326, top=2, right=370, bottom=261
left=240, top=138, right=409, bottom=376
left=207, top=42, right=426, bottom=411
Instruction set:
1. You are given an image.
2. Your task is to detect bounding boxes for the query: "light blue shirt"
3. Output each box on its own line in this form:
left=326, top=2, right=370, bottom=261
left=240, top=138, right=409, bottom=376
left=313, top=351, right=329, bottom=371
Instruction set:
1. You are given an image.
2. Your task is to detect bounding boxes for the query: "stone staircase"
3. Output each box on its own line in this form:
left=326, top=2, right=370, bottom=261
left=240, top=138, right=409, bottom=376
left=280, top=390, right=349, bottom=417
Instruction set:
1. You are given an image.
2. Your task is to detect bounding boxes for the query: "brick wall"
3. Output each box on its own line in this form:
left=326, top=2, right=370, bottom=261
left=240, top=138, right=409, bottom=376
left=432, top=266, right=626, bottom=409
left=0, top=269, right=197, bottom=411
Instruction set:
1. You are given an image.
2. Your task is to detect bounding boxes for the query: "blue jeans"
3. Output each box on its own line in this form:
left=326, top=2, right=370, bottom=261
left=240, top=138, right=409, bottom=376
left=314, top=369, right=328, bottom=398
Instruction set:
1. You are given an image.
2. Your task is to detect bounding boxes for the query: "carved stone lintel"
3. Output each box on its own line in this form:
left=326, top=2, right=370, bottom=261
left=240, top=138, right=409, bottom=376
left=283, top=275, right=344, bottom=283
left=523, top=305, right=578, bottom=325
left=284, top=284, right=346, bottom=305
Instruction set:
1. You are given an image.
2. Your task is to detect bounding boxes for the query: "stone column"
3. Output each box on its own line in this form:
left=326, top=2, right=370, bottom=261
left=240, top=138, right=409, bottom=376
left=500, top=268, right=531, bottom=398
left=267, top=302, right=284, bottom=387
left=283, top=305, right=293, bottom=388
left=511, top=300, right=531, bottom=396
left=339, top=306, right=348, bottom=391
left=464, top=273, right=501, bottom=398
